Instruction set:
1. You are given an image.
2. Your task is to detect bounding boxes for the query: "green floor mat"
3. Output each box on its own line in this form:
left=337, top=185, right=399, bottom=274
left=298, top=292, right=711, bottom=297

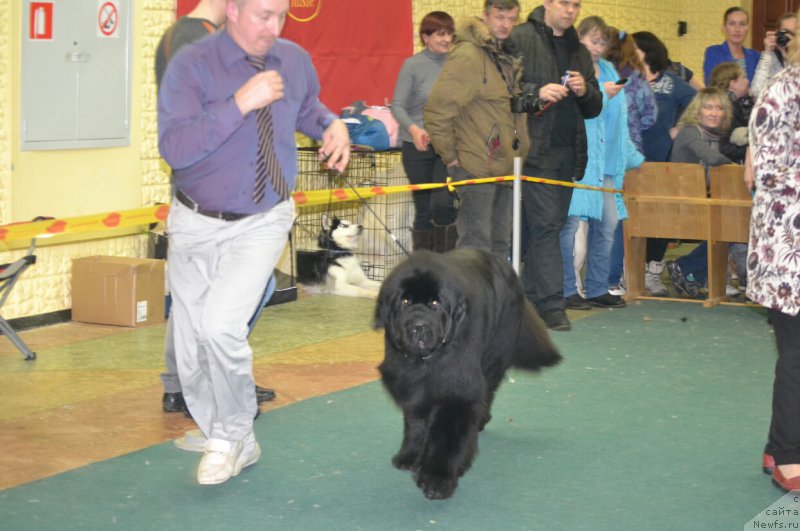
left=0, top=302, right=786, bottom=530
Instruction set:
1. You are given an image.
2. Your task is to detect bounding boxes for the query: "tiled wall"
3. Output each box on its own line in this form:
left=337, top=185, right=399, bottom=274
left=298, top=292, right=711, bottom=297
left=0, top=0, right=751, bottom=319
left=0, top=0, right=10, bottom=232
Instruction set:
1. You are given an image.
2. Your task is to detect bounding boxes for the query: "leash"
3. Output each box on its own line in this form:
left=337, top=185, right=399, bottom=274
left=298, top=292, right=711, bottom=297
left=333, top=170, right=411, bottom=257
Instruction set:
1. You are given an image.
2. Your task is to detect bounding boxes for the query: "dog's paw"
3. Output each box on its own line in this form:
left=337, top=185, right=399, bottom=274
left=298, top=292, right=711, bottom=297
left=391, top=451, right=418, bottom=471
left=415, top=471, right=457, bottom=500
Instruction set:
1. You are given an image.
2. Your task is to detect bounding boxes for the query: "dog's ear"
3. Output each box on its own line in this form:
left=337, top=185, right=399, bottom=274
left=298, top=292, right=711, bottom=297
left=373, top=288, right=389, bottom=330
left=442, top=298, right=466, bottom=344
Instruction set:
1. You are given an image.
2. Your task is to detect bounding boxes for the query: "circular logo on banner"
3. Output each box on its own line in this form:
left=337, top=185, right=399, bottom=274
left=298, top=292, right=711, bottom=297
left=288, top=0, right=322, bottom=22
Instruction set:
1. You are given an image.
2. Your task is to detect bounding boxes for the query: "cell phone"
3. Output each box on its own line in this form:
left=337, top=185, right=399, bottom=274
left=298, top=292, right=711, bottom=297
left=615, top=78, right=629, bottom=85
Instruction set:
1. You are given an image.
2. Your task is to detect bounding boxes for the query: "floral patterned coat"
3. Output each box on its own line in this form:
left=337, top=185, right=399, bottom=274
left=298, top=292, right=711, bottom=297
left=746, top=64, right=800, bottom=316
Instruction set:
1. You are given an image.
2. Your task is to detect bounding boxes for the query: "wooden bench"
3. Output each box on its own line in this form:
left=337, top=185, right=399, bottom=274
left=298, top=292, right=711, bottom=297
left=623, top=162, right=752, bottom=307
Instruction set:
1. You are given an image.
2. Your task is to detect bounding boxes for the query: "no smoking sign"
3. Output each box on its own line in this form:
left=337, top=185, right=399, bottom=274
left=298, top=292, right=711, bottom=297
left=97, top=0, right=119, bottom=38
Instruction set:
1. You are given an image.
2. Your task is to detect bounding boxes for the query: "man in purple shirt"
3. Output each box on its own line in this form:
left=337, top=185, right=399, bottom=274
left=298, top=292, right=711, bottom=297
left=158, top=0, right=349, bottom=485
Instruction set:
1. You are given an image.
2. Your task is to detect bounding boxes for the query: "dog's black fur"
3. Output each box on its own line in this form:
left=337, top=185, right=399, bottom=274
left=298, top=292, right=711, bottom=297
left=374, top=249, right=561, bottom=500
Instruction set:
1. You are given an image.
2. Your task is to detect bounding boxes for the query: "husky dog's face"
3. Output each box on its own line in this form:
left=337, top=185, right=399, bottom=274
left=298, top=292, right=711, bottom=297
left=321, top=215, right=363, bottom=251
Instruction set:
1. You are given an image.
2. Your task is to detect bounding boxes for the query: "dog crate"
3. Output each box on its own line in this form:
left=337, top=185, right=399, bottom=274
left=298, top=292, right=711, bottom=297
left=293, top=149, right=413, bottom=281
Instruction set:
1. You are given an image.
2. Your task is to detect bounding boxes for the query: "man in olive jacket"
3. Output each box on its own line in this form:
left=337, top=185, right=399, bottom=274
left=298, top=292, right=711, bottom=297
left=424, top=0, right=529, bottom=259
left=506, top=0, right=601, bottom=331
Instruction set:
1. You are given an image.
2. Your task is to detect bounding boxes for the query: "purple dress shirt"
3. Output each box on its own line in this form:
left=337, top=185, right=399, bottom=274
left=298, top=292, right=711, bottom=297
left=158, top=30, right=337, bottom=214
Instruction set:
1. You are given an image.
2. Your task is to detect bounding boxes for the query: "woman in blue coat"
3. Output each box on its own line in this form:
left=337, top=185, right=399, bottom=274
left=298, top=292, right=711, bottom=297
left=561, top=17, right=644, bottom=310
left=703, top=7, right=760, bottom=84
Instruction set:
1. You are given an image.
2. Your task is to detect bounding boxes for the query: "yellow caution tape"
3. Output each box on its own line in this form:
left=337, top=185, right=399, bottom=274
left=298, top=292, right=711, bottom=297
left=294, top=174, right=621, bottom=208
left=0, top=176, right=620, bottom=243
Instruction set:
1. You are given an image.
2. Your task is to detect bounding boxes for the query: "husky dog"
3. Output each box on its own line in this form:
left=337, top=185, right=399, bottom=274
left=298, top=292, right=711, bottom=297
left=296, top=215, right=381, bottom=298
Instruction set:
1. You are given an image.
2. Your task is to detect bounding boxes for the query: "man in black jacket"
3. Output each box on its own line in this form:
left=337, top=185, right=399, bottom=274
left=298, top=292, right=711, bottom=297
left=507, top=0, right=602, bottom=331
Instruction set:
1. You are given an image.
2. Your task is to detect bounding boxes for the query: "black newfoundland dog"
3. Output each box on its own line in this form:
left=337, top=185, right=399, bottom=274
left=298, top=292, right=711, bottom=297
left=374, top=249, right=562, bottom=500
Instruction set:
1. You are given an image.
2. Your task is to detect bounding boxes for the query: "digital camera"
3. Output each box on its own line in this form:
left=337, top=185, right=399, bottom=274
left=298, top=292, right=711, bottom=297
left=776, top=28, right=792, bottom=49
left=510, top=93, right=538, bottom=114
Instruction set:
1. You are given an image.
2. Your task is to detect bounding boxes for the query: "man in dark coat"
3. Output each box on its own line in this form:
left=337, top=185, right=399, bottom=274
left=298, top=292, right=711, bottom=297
left=507, top=0, right=602, bottom=331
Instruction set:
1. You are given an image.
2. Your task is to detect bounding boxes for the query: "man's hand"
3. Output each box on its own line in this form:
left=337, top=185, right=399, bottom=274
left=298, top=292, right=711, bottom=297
left=235, top=70, right=284, bottom=115
left=565, top=71, right=586, bottom=97
left=538, top=83, right=569, bottom=103
left=318, top=119, right=351, bottom=173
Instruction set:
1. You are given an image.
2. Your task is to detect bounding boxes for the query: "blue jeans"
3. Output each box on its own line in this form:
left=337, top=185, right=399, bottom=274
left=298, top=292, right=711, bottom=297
left=608, top=221, right=624, bottom=287
left=676, top=242, right=708, bottom=285
left=676, top=241, right=749, bottom=286
left=560, top=176, right=618, bottom=299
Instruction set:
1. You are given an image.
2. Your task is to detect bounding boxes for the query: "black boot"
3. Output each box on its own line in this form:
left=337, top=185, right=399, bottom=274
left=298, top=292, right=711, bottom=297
left=432, top=223, right=458, bottom=253
left=412, top=229, right=433, bottom=251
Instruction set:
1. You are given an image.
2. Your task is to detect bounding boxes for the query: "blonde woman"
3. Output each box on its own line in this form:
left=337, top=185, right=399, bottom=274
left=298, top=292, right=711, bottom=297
left=666, top=88, right=733, bottom=297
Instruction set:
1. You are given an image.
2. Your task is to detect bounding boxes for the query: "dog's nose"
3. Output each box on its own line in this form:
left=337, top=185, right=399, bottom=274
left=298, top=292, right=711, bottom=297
left=409, top=323, right=432, bottom=345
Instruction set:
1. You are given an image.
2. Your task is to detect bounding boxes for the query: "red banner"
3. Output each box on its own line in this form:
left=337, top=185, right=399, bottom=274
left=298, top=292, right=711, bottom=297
left=175, top=0, right=412, bottom=113
left=282, top=0, right=413, bottom=113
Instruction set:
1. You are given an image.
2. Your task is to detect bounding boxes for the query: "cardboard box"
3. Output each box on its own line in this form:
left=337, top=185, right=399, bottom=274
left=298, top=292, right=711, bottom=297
left=72, top=256, right=165, bottom=327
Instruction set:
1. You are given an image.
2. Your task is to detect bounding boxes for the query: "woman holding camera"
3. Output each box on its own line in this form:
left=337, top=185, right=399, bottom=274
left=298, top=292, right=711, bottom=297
left=747, top=25, right=800, bottom=491
left=751, top=12, right=797, bottom=98
left=560, top=17, right=643, bottom=310
left=703, top=7, right=760, bottom=85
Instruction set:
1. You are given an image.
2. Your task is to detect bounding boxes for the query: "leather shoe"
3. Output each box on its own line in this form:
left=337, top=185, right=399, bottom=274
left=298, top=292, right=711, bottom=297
left=565, top=294, right=592, bottom=311
left=255, top=385, right=276, bottom=403
left=163, top=392, right=188, bottom=413
left=764, top=453, right=776, bottom=475
left=586, top=293, right=627, bottom=308
left=773, top=466, right=800, bottom=491
left=197, top=434, right=261, bottom=485
left=542, top=309, right=571, bottom=331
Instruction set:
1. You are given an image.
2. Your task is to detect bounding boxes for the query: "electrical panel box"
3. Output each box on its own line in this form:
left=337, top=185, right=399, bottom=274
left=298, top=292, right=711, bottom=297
left=21, top=0, right=131, bottom=150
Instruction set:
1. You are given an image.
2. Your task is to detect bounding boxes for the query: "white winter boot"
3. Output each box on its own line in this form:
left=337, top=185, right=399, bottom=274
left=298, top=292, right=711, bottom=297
left=645, top=260, right=669, bottom=297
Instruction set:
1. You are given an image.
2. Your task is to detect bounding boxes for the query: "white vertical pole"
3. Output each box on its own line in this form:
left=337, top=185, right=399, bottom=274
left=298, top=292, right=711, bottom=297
left=512, top=156, right=522, bottom=274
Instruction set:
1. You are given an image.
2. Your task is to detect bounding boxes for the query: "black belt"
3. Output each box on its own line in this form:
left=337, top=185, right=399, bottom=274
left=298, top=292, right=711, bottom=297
left=175, top=188, right=251, bottom=222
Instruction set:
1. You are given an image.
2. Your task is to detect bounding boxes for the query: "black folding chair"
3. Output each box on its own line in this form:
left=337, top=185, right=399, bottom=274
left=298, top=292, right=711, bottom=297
left=0, top=238, right=37, bottom=360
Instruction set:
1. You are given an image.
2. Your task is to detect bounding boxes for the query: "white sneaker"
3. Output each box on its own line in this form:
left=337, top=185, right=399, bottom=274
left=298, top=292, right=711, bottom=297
left=726, top=284, right=740, bottom=297
left=175, top=429, right=206, bottom=453
left=197, top=434, right=261, bottom=485
left=645, top=261, right=668, bottom=297
left=608, top=283, right=627, bottom=296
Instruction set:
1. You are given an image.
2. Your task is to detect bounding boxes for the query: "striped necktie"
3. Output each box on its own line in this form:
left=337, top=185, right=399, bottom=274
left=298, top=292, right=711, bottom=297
left=245, top=55, right=289, bottom=203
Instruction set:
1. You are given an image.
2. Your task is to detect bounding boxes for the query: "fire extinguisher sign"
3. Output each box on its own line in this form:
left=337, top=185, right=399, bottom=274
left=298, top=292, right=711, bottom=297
left=97, top=0, right=120, bottom=38
left=29, top=2, right=53, bottom=41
